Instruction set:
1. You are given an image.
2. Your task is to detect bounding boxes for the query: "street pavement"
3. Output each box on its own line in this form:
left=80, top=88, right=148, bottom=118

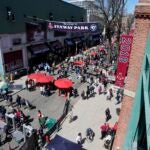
left=0, top=47, right=122, bottom=150
left=0, top=67, right=86, bottom=150
left=56, top=83, right=121, bottom=150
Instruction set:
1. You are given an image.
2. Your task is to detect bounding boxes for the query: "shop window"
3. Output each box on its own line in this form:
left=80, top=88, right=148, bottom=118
left=4, top=50, right=23, bottom=72
left=54, top=31, right=66, bottom=37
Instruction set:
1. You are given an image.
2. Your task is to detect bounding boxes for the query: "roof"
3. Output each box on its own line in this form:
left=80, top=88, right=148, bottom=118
left=46, top=134, right=82, bottom=150
left=0, top=0, right=86, bottom=34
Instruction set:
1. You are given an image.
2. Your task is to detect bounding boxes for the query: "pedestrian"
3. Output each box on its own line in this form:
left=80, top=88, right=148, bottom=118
left=100, top=123, right=109, bottom=139
left=37, top=110, right=43, bottom=120
left=116, top=92, right=122, bottom=104
left=16, top=95, right=21, bottom=108
left=105, top=108, right=111, bottom=122
left=38, top=127, right=44, bottom=138
left=112, top=122, right=118, bottom=135
left=40, top=86, right=43, bottom=95
left=25, top=80, right=28, bottom=90
left=45, top=134, right=50, bottom=145
left=68, top=108, right=73, bottom=123
left=86, top=90, right=89, bottom=99
left=98, top=85, right=102, bottom=95
left=86, top=128, right=95, bottom=141
left=81, top=90, right=85, bottom=100
left=76, top=133, right=82, bottom=144
left=8, top=95, right=13, bottom=106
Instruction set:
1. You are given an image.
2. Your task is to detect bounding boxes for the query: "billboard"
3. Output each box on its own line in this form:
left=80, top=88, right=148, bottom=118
left=26, top=22, right=47, bottom=42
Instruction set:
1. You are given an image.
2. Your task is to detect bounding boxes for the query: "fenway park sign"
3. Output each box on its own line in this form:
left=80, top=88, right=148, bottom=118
left=48, top=21, right=99, bottom=33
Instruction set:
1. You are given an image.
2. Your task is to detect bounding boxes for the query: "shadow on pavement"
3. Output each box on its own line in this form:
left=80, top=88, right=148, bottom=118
left=116, top=108, right=121, bottom=116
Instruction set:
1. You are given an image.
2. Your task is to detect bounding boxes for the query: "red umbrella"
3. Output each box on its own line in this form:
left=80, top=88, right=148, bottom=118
left=27, top=73, right=45, bottom=80
left=90, top=51, right=97, bottom=55
left=73, top=61, right=85, bottom=66
left=54, top=78, right=73, bottom=89
left=37, top=75, right=54, bottom=83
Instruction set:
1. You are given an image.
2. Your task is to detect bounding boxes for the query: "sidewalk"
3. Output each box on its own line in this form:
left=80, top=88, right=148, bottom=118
left=10, top=75, right=27, bottom=95
left=57, top=85, right=121, bottom=150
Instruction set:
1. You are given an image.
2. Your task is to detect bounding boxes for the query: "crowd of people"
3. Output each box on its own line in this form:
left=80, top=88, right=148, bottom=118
left=0, top=44, right=123, bottom=149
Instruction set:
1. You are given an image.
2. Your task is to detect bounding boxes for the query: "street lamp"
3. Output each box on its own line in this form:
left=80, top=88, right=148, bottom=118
left=87, top=9, right=90, bottom=22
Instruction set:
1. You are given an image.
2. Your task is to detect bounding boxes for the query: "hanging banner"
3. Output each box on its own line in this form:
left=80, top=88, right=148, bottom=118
left=48, top=21, right=99, bottom=33
left=115, top=35, right=133, bottom=87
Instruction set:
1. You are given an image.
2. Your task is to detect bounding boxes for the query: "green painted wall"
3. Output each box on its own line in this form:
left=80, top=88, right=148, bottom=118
left=0, top=0, right=86, bottom=34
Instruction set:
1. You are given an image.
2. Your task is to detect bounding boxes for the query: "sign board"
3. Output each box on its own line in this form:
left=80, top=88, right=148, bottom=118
left=115, top=35, right=133, bottom=87
left=48, top=21, right=99, bottom=33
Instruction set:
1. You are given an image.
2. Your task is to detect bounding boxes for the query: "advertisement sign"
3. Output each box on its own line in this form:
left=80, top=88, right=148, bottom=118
left=26, top=22, right=46, bottom=42
left=115, top=35, right=133, bottom=87
left=48, top=21, right=99, bottom=33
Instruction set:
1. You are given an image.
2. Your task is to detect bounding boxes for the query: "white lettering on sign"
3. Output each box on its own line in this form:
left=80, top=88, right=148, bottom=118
left=118, top=57, right=128, bottom=63
left=120, top=45, right=130, bottom=52
left=84, top=26, right=89, bottom=30
left=121, top=37, right=132, bottom=45
left=80, top=26, right=85, bottom=30
left=120, top=51, right=129, bottom=57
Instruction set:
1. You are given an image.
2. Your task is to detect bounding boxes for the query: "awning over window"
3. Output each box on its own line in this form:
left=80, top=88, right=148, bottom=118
left=29, top=44, right=49, bottom=55
left=49, top=40, right=63, bottom=50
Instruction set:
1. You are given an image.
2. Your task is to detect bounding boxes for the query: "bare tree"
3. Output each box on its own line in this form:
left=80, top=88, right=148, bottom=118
left=98, top=0, right=127, bottom=61
left=126, top=14, right=134, bottom=34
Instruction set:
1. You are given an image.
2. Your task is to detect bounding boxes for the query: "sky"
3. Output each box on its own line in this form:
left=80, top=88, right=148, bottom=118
left=64, top=0, right=139, bottom=13
left=126, top=0, right=139, bottom=13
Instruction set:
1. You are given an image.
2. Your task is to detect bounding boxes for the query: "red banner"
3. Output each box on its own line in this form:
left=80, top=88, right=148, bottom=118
left=115, top=35, right=133, bottom=87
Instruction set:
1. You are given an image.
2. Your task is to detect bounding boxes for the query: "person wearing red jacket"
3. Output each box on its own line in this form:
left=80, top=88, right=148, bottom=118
left=112, top=122, right=118, bottom=135
left=100, top=123, right=109, bottom=139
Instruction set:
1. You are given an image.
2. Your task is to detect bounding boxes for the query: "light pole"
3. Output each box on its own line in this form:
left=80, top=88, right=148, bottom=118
left=0, top=40, right=5, bottom=81
left=87, top=9, right=90, bottom=22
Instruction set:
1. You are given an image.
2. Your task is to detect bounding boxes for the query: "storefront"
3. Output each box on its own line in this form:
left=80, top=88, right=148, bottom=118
left=49, top=40, right=64, bottom=54
left=91, top=33, right=102, bottom=46
left=64, top=38, right=75, bottom=56
left=3, top=50, right=23, bottom=73
left=64, top=36, right=85, bottom=55
left=48, top=40, right=66, bottom=63
left=72, top=36, right=85, bottom=52
left=27, top=43, right=50, bottom=67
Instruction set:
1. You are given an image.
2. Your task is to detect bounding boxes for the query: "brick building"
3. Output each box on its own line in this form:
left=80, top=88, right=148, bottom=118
left=113, top=0, right=150, bottom=149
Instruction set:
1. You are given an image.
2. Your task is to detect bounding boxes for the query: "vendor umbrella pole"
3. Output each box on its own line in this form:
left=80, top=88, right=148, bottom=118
left=65, top=90, right=68, bottom=97
left=58, top=89, right=61, bottom=96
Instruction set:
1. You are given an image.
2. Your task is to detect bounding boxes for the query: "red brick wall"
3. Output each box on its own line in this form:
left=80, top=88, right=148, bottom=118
left=139, top=0, right=150, bottom=3
left=112, top=3, right=150, bottom=150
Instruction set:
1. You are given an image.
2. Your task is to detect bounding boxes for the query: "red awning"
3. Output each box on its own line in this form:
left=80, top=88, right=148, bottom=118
left=54, top=78, right=73, bottom=89
left=37, top=75, right=54, bottom=83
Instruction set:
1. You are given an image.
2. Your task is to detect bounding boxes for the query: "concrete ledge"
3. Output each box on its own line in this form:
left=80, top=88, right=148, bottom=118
left=124, top=89, right=135, bottom=98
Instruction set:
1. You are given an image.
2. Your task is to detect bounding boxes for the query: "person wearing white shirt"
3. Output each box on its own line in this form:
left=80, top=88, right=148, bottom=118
left=40, top=86, right=43, bottom=95
left=76, top=133, right=82, bottom=144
